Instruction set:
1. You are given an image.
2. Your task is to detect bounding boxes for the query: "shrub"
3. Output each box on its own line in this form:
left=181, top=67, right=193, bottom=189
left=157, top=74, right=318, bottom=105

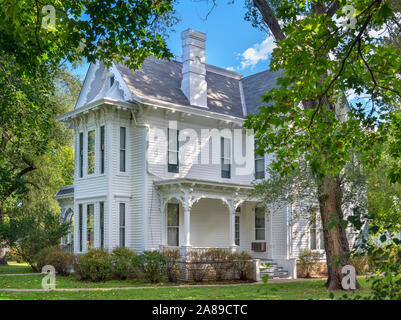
left=4, top=211, right=68, bottom=270
left=111, top=247, right=137, bottom=280
left=350, top=254, right=370, bottom=275
left=232, top=251, right=252, bottom=281
left=74, top=249, right=113, bottom=282
left=186, top=250, right=212, bottom=282
left=35, top=246, right=74, bottom=276
left=298, top=250, right=322, bottom=278
left=137, top=251, right=167, bottom=283
left=162, top=248, right=182, bottom=282
left=208, top=248, right=233, bottom=281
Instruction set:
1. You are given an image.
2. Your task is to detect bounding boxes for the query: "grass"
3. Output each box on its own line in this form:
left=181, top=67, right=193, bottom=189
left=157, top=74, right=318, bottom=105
left=0, top=261, right=34, bottom=274
left=0, top=262, right=373, bottom=300
left=0, top=276, right=372, bottom=300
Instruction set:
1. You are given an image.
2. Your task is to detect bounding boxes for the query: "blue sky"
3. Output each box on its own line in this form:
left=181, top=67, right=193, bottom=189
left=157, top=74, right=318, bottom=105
left=71, top=1, right=275, bottom=79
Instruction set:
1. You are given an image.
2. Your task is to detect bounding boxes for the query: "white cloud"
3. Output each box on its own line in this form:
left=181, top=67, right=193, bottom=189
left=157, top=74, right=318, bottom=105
left=237, top=36, right=276, bottom=70
left=226, top=66, right=235, bottom=71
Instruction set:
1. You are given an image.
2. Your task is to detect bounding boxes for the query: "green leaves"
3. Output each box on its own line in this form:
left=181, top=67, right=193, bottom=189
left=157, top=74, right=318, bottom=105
left=1, top=0, right=177, bottom=73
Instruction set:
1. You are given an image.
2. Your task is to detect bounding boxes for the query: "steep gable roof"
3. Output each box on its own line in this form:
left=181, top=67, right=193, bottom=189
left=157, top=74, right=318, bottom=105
left=116, top=56, right=244, bottom=118
left=115, top=56, right=281, bottom=119
left=240, top=69, right=282, bottom=115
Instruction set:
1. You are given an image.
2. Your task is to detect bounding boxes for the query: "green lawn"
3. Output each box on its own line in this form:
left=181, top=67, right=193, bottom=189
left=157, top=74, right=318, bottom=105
left=0, top=262, right=373, bottom=300
left=0, top=261, right=34, bottom=274
left=0, top=276, right=372, bottom=300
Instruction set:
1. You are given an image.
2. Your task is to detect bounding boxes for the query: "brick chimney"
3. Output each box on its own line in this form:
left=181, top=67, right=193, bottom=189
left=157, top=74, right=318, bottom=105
left=181, top=29, right=207, bottom=108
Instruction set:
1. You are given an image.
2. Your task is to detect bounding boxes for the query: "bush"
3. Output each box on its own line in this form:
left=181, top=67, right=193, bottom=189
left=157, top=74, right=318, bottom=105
left=4, top=211, right=68, bottom=270
left=35, top=246, right=74, bottom=276
left=74, top=249, right=113, bottom=282
left=232, top=252, right=252, bottom=281
left=186, top=250, right=212, bottom=282
left=350, top=254, right=370, bottom=275
left=208, top=248, right=233, bottom=281
left=111, top=247, right=137, bottom=280
left=298, top=250, right=322, bottom=278
left=162, top=248, right=182, bottom=282
left=137, top=251, right=167, bottom=283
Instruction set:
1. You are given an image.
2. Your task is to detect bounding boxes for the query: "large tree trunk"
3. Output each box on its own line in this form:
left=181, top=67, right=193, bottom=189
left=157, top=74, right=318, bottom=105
left=0, top=247, right=7, bottom=265
left=317, top=174, right=360, bottom=290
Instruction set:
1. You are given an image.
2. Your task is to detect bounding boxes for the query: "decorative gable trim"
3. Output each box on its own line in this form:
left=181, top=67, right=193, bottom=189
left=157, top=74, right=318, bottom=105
left=75, top=62, right=132, bottom=110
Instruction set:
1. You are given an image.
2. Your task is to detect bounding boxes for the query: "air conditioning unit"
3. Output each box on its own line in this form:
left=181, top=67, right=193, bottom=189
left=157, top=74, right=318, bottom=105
left=251, top=242, right=266, bottom=252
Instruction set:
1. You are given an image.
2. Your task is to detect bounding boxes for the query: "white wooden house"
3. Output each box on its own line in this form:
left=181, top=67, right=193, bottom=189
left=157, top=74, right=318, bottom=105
left=55, top=29, right=357, bottom=279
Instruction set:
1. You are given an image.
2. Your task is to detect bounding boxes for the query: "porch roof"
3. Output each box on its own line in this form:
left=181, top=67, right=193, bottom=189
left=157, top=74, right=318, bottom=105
left=154, top=178, right=254, bottom=192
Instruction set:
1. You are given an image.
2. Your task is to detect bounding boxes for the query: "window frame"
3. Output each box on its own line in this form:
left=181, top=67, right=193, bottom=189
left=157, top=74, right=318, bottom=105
left=79, top=132, right=84, bottom=178
left=78, top=204, right=83, bottom=252
left=120, top=127, right=126, bottom=172
left=87, top=204, right=94, bottom=249
left=254, top=140, right=265, bottom=180
left=255, top=207, right=266, bottom=241
left=167, top=203, right=179, bottom=247
left=119, top=203, right=126, bottom=247
left=87, top=130, right=95, bottom=175
left=100, top=202, right=104, bottom=249
left=167, top=128, right=179, bottom=173
left=100, top=126, right=105, bottom=174
left=221, top=137, right=231, bottom=179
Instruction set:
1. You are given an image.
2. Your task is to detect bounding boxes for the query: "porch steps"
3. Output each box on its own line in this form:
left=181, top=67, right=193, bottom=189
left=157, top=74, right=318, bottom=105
left=259, top=260, right=291, bottom=279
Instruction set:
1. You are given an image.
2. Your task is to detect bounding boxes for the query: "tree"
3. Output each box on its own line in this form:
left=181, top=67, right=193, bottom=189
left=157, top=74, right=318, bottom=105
left=244, top=0, right=401, bottom=290
left=0, top=0, right=178, bottom=264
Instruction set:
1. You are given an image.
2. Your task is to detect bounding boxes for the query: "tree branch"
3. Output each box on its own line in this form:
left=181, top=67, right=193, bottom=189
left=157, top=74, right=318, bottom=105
left=253, top=0, right=285, bottom=41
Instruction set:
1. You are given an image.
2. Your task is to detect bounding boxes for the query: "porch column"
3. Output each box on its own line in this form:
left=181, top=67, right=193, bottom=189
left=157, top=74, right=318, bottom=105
left=229, top=205, right=236, bottom=249
left=183, top=204, right=191, bottom=247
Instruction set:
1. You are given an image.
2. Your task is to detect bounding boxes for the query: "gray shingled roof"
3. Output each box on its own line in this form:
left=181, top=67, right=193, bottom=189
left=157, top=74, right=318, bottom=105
left=55, top=186, right=74, bottom=197
left=116, top=56, right=280, bottom=119
left=241, top=70, right=282, bottom=115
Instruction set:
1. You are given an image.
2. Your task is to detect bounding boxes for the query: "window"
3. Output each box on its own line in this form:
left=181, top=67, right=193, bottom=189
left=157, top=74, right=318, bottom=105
left=255, top=207, right=265, bottom=240
left=167, top=203, right=179, bottom=246
left=235, top=215, right=240, bottom=246
left=120, top=127, right=126, bottom=172
left=79, top=132, right=83, bottom=178
left=168, top=128, right=179, bottom=173
left=221, top=137, right=231, bottom=178
left=110, top=75, right=115, bottom=87
left=79, top=204, right=83, bottom=252
left=87, top=130, right=95, bottom=174
left=310, top=222, right=317, bottom=250
left=87, top=204, right=94, bottom=249
left=100, top=202, right=104, bottom=249
left=255, top=140, right=265, bottom=179
left=310, top=211, right=324, bottom=250
left=119, top=203, right=126, bottom=247
left=100, top=126, right=105, bottom=174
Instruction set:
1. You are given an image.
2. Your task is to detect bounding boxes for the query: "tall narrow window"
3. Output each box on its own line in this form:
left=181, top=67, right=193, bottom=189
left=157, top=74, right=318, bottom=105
left=87, top=204, right=94, bottom=249
left=167, top=203, right=179, bottom=246
left=87, top=130, right=95, bottom=174
left=79, top=204, right=83, bottom=252
left=100, top=126, right=105, bottom=174
left=168, top=128, right=179, bottom=173
left=310, top=222, right=317, bottom=250
left=110, top=75, right=115, bottom=87
left=255, top=140, right=265, bottom=179
left=79, top=133, right=83, bottom=178
left=255, top=207, right=265, bottom=240
left=221, top=137, right=231, bottom=178
left=235, top=215, right=240, bottom=246
left=310, top=211, right=322, bottom=250
left=119, top=203, right=126, bottom=247
left=100, top=202, right=104, bottom=249
left=120, top=127, right=126, bottom=172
